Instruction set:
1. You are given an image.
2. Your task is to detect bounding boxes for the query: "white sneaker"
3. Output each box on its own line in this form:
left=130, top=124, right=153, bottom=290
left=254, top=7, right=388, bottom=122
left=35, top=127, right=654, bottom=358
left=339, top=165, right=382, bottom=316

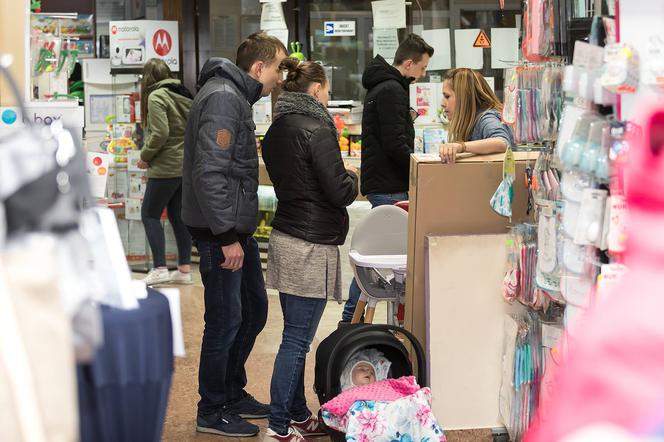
left=143, top=268, right=171, bottom=286
left=170, top=270, right=193, bottom=285
left=263, top=427, right=307, bottom=442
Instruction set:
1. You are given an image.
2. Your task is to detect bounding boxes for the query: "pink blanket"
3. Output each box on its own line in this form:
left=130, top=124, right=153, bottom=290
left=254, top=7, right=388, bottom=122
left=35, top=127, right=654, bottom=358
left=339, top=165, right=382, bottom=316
left=322, top=376, right=420, bottom=417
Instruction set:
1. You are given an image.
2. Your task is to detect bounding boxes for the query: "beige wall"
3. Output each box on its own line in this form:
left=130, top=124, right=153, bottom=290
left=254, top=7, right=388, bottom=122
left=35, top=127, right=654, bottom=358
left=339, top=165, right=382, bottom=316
left=0, top=0, right=27, bottom=106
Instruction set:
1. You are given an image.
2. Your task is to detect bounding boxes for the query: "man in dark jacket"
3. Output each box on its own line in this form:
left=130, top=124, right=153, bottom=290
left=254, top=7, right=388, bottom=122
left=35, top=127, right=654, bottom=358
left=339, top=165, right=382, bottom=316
left=341, top=34, right=434, bottom=323
left=182, top=32, right=287, bottom=437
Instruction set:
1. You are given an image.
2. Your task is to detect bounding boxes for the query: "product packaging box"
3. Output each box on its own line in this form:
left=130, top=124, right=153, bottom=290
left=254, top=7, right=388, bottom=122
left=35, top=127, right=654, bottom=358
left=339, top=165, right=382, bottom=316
left=128, top=171, right=147, bottom=199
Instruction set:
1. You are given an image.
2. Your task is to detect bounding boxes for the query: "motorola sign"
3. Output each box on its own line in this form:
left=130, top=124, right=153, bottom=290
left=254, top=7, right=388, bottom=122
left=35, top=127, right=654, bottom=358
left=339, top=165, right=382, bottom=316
left=109, top=20, right=179, bottom=72
left=153, top=29, right=172, bottom=56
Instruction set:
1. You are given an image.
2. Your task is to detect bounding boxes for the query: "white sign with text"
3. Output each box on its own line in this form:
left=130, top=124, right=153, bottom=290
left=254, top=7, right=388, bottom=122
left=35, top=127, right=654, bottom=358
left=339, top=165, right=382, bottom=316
left=109, top=20, right=180, bottom=72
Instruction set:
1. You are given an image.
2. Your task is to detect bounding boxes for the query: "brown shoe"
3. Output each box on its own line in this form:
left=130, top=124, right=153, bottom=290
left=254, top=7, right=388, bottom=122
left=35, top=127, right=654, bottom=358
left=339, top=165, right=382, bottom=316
left=290, top=414, right=327, bottom=438
left=263, top=427, right=309, bottom=441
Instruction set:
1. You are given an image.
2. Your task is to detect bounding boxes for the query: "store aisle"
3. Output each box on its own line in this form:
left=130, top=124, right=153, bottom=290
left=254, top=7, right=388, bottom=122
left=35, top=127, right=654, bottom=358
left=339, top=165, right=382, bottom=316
left=155, top=269, right=490, bottom=442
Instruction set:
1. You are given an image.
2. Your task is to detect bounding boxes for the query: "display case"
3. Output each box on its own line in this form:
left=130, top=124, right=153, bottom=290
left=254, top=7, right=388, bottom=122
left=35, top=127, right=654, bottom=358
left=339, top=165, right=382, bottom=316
left=29, top=12, right=94, bottom=103
left=86, top=67, right=177, bottom=272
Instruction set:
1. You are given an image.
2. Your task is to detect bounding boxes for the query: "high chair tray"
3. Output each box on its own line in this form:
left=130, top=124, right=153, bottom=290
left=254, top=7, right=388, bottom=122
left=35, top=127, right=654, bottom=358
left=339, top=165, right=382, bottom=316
left=349, top=251, right=407, bottom=269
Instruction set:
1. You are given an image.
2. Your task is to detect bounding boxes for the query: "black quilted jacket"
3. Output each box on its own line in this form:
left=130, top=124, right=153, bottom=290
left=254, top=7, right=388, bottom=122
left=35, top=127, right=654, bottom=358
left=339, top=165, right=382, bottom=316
left=262, top=111, right=358, bottom=246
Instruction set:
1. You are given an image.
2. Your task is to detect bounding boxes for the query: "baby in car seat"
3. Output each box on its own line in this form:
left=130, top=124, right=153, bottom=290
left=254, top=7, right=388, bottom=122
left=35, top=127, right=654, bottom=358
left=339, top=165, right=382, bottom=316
left=350, top=362, right=376, bottom=386
left=340, top=348, right=391, bottom=392
left=322, top=348, right=446, bottom=442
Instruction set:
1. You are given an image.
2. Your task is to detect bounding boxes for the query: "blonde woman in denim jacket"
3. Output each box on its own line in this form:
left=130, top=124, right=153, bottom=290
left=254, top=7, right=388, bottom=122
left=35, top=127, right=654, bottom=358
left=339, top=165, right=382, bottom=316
left=439, top=68, right=515, bottom=164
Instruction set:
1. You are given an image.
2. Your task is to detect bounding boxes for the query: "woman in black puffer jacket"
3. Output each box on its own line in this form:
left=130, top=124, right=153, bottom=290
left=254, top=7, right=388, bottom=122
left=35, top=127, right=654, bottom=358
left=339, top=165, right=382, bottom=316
left=263, top=73, right=358, bottom=244
left=261, top=58, right=358, bottom=441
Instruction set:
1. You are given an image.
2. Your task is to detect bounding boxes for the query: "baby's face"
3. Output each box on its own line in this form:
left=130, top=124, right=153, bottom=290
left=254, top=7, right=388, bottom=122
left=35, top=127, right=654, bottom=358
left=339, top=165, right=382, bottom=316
left=352, top=362, right=376, bottom=386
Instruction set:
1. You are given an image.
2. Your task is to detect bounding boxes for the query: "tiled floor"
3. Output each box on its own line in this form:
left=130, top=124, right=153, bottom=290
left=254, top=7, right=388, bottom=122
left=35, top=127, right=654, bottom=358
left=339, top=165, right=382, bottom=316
left=153, top=269, right=492, bottom=442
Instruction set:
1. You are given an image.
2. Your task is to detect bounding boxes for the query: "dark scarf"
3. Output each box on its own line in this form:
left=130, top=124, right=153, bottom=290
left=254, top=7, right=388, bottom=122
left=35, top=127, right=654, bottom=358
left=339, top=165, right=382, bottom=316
left=274, top=92, right=338, bottom=140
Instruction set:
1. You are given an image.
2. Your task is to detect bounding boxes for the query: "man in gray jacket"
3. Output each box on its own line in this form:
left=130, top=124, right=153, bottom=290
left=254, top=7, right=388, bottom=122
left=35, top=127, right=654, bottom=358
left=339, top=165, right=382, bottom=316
left=182, top=32, right=287, bottom=437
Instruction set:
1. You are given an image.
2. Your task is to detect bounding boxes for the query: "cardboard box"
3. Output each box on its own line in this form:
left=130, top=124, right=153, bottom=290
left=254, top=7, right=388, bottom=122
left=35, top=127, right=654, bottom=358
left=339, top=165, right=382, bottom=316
left=106, top=163, right=129, bottom=201
left=87, top=151, right=111, bottom=199
left=127, top=219, right=150, bottom=263
left=414, top=127, right=425, bottom=154
left=125, top=197, right=142, bottom=221
left=116, top=218, right=130, bottom=254
left=405, top=152, right=535, bottom=353
left=423, top=128, right=448, bottom=154
left=126, top=150, right=142, bottom=172
left=115, top=95, right=132, bottom=123
left=128, top=171, right=147, bottom=199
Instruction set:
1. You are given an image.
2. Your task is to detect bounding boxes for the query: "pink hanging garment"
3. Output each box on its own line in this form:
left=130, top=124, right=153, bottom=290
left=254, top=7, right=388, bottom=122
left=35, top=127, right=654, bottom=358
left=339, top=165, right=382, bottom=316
left=523, top=0, right=554, bottom=62
left=525, top=103, right=664, bottom=441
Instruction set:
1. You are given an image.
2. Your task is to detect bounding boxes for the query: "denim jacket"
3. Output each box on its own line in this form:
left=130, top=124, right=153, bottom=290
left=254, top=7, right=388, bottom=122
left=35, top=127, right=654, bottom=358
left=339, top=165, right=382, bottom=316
left=471, top=109, right=515, bottom=147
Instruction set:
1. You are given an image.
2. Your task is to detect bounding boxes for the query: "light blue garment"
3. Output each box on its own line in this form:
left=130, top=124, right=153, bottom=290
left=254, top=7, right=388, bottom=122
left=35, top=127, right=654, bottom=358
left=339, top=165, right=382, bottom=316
left=490, top=174, right=514, bottom=218
left=471, top=109, right=515, bottom=147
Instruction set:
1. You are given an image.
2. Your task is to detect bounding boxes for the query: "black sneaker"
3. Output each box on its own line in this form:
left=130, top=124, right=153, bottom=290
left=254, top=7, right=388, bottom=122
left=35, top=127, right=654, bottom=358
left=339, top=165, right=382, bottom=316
left=223, top=392, right=270, bottom=419
left=196, top=411, right=259, bottom=437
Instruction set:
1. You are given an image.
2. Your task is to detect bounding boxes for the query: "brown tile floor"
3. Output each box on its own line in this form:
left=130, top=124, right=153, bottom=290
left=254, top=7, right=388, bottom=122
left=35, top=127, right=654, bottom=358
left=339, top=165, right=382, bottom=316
left=154, top=270, right=492, bottom=442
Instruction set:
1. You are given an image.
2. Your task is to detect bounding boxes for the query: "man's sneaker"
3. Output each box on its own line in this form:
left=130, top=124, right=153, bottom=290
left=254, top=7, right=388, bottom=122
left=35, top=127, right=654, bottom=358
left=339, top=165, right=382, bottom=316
left=196, top=411, right=259, bottom=437
left=263, top=427, right=309, bottom=442
left=170, top=270, right=193, bottom=285
left=143, top=268, right=171, bottom=286
left=290, top=413, right=327, bottom=437
left=224, top=393, right=270, bottom=419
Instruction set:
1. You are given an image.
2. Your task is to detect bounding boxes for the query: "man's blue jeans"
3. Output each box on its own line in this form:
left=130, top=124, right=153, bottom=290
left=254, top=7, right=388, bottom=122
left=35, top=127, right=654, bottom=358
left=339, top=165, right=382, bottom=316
left=196, top=236, right=268, bottom=415
left=269, top=293, right=326, bottom=435
left=341, top=192, right=409, bottom=322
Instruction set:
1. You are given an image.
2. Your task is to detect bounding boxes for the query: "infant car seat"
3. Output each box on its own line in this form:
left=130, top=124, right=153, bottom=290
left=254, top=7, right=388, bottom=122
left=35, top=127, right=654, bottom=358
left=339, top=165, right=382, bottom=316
left=314, top=324, right=427, bottom=441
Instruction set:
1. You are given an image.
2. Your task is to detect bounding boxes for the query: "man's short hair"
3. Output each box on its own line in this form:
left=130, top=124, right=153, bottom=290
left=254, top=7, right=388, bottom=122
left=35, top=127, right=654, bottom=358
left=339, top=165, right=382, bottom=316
left=236, top=31, right=287, bottom=72
left=393, top=34, right=435, bottom=65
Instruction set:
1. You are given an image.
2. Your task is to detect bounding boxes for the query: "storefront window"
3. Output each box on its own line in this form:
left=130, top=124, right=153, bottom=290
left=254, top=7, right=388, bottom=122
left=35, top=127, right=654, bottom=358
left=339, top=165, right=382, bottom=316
left=455, top=3, right=521, bottom=99
left=310, top=0, right=393, bottom=101
left=209, top=0, right=261, bottom=60
left=192, top=0, right=525, bottom=102
left=307, top=0, right=521, bottom=101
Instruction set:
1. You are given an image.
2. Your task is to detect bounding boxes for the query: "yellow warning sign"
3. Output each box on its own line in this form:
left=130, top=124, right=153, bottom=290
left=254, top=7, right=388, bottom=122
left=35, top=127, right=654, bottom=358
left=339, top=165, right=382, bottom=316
left=473, top=30, right=491, bottom=48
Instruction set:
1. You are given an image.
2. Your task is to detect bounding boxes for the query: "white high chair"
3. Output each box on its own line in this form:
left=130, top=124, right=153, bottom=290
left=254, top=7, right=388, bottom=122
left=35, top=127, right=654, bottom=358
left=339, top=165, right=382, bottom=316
left=349, top=205, right=408, bottom=325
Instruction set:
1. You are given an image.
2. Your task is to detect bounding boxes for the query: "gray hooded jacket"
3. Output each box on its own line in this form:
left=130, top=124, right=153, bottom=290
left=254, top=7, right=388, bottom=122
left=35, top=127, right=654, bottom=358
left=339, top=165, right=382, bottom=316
left=182, top=58, right=262, bottom=245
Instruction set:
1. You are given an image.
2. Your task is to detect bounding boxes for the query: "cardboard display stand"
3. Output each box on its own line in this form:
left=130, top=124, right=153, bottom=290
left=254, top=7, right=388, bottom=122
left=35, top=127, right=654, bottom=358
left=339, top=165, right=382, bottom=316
left=404, top=152, right=535, bottom=431
left=405, top=152, right=535, bottom=350
left=425, top=234, right=521, bottom=430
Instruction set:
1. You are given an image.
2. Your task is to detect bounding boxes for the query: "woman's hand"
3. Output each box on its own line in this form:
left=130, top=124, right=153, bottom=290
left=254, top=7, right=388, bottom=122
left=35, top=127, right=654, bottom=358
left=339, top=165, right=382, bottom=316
left=344, top=161, right=359, bottom=175
left=137, top=159, right=149, bottom=169
left=439, top=143, right=462, bottom=164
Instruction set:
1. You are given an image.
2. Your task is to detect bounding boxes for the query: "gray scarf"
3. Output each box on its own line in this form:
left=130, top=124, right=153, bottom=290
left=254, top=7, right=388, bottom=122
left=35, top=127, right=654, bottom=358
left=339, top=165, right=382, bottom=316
left=274, top=91, right=339, bottom=140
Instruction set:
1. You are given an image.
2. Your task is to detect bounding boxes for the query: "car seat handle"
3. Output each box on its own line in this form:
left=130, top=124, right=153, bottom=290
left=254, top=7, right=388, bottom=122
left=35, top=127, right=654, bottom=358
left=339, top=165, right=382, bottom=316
left=326, top=324, right=428, bottom=394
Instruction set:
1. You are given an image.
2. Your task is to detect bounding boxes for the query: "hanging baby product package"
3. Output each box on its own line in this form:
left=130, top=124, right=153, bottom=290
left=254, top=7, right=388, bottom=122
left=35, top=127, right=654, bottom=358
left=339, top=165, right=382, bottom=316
left=504, top=63, right=565, bottom=146
left=522, top=0, right=555, bottom=62
left=496, top=34, right=646, bottom=438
